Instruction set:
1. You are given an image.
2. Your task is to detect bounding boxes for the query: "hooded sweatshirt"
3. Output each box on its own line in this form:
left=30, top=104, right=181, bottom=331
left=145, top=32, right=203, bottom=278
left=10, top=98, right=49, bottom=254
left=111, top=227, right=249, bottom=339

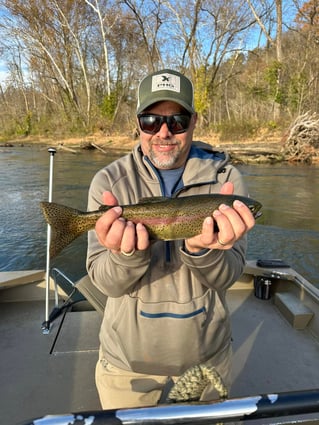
left=87, top=141, right=248, bottom=376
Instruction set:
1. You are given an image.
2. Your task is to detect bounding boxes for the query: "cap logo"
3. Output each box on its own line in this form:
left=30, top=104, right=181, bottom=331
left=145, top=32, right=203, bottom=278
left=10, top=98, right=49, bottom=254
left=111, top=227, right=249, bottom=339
left=151, top=73, right=180, bottom=93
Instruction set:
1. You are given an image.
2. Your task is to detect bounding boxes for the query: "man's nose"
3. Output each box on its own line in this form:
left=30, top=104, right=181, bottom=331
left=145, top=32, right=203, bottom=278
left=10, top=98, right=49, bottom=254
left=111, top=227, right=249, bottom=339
left=157, top=121, right=171, bottom=137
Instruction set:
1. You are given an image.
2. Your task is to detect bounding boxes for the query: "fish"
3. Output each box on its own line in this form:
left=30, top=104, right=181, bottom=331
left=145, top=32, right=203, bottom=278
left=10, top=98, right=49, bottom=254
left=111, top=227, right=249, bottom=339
left=40, top=194, right=262, bottom=257
left=167, top=363, right=228, bottom=402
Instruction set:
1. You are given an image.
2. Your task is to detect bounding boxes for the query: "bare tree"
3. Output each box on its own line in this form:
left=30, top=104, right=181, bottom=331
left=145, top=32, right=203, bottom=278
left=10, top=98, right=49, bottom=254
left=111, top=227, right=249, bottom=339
left=84, top=0, right=112, bottom=97
left=245, top=0, right=283, bottom=118
left=161, top=0, right=255, bottom=125
left=52, top=0, right=92, bottom=125
left=0, top=0, right=318, bottom=139
left=121, top=0, right=163, bottom=71
left=290, top=0, right=319, bottom=114
left=0, top=0, right=98, bottom=129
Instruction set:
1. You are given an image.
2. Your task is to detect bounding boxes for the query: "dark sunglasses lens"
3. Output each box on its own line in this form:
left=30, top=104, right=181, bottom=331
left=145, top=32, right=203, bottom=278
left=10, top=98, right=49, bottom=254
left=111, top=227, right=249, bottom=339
left=138, top=114, right=191, bottom=134
left=167, top=115, right=191, bottom=134
left=138, top=115, right=162, bottom=134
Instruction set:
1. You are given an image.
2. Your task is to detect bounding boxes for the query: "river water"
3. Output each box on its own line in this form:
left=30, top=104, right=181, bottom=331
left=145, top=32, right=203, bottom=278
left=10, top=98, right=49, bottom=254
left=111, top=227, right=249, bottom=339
left=1, top=146, right=319, bottom=288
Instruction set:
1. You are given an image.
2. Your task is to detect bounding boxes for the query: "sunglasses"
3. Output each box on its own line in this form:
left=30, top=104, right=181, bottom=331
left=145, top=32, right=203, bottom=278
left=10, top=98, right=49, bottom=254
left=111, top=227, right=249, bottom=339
left=137, top=113, right=192, bottom=135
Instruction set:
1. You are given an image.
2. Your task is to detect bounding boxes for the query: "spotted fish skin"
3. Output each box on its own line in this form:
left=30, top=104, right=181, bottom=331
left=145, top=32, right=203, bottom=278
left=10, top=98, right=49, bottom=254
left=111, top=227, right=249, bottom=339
left=167, top=364, right=228, bottom=402
left=40, top=194, right=262, bottom=257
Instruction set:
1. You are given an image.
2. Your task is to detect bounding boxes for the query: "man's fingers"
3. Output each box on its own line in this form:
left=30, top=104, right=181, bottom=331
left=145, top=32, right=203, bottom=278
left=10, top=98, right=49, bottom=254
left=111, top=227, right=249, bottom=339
left=219, top=181, right=234, bottom=195
left=95, top=206, right=123, bottom=249
left=136, top=223, right=150, bottom=250
left=102, top=190, right=118, bottom=206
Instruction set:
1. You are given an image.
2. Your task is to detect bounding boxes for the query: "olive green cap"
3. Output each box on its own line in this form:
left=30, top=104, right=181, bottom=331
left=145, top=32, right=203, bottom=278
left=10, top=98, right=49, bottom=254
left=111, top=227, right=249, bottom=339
left=137, top=69, right=195, bottom=114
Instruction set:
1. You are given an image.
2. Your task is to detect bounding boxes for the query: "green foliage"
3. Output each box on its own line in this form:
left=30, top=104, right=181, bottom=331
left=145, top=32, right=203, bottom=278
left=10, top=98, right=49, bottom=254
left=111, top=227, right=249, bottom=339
left=3, top=112, right=33, bottom=138
left=264, top=61, right=287, bottom=105
left=100, top=85, right=123, bottom=121
left=264, top=61, right=282, bottom=88
left=193, top=66, right=209, bottom=115
left=101, top=93, right=116, bottom=120
left=14, top=112, right=31, bottom=136
left=247, top=84, right=268, bottom=101
left=266, top=120, right=277, bottom=130
left=287, top=72, right=308, bottom=113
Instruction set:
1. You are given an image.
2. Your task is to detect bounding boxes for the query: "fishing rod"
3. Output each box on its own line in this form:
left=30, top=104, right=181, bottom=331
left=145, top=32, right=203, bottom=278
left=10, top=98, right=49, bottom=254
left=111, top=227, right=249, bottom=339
left=41, top=147, right=57, bottom=334
left=17, top=388, right=319, bottom=425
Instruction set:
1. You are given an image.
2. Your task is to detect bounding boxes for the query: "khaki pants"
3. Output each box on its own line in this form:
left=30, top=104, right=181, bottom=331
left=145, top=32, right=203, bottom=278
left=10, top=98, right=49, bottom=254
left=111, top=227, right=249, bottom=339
left=96, top=345, right=232, bottom=409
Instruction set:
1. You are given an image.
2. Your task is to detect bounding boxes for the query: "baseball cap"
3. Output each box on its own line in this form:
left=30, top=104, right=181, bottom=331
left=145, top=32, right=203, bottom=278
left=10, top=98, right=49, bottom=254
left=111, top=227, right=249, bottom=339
left=137, top=69, right=195, bottom=115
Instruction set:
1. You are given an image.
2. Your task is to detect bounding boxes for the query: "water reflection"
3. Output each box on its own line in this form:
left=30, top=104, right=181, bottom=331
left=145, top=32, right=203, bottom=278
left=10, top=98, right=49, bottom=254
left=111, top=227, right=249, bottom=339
left=0, top=148, right=318, bottom=288
left=240, top=164, right=319, bottom=231
left=240, top=163, right=319, bottom=287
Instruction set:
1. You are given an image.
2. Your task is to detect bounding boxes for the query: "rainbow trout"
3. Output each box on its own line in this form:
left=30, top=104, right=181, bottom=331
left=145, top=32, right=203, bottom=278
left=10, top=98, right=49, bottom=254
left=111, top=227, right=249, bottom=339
left=40, top=194, right=262, bottom=257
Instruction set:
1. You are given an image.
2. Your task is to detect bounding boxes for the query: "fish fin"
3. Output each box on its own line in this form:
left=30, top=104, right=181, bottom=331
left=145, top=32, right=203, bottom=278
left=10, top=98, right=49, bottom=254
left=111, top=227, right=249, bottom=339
left=138, top=196, right=170, bottom=204
left=40, top=202, right=85, bottom=258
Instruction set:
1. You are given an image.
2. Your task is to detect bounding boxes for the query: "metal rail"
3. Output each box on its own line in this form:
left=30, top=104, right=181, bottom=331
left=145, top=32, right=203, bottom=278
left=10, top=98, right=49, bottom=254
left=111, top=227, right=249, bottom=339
left=42, top=147, right=57, bottom=334
left=17, top=388, right=319, bottom=425
left=41, top=267, right=77, bottom=331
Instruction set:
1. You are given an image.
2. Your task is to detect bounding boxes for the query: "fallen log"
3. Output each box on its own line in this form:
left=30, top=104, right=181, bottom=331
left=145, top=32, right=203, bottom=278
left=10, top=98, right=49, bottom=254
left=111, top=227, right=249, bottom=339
left=90, top=142, right=108, bottom=154
left=57, top=143, right=77, bottom=154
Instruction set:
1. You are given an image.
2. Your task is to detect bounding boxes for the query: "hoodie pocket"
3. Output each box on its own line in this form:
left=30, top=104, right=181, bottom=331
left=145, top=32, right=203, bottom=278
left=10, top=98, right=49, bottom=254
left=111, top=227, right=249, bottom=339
left=111, top=289, right=228, bottom=376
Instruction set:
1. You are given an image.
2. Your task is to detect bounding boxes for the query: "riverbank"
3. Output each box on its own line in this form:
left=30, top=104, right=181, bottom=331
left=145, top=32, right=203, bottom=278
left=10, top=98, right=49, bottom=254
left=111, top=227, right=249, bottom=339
left=1, top=131, right=285, bottom=164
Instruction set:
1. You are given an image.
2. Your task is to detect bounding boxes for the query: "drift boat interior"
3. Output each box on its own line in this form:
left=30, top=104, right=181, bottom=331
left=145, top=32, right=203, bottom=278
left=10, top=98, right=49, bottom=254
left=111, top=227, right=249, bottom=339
left=1, top=259, right=319, bottom=425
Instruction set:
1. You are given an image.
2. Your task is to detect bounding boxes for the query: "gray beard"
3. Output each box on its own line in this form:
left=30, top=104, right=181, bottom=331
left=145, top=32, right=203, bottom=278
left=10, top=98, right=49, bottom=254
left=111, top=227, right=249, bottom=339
left=149, top=145, right=182, bottom=169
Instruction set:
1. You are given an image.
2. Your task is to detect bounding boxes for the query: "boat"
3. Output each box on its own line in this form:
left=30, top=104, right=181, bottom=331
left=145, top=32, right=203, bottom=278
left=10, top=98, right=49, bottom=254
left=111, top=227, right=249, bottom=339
left=1, top=259, right=319, bottom=425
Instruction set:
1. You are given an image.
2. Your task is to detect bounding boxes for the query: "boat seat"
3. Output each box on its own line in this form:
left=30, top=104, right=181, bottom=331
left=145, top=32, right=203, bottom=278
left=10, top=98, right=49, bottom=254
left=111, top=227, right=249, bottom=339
left=274, top=292, right=314, bottom=329
left=76, top=274, right=107, bottom=317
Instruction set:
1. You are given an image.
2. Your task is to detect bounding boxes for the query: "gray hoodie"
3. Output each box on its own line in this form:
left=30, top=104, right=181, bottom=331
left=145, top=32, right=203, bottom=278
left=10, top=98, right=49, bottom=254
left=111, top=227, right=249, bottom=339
left=87, top=142, right=248, bottom=376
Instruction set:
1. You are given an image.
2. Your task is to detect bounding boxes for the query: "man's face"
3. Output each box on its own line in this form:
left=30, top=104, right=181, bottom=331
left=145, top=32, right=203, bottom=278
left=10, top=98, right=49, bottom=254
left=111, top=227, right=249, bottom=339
left=138, top=101, right=197, bottom=170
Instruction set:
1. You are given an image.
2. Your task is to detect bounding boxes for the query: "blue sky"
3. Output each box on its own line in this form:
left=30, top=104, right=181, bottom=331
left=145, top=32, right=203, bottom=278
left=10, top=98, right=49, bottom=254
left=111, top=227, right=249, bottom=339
left=0, top=62, right=8, bottom=83
left=0, top=0, right=301, bottom=85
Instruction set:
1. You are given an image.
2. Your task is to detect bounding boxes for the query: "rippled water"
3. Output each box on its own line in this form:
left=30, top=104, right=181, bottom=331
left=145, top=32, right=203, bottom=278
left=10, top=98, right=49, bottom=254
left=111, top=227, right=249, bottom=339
left=242, top=164, right=319, bottom=287
left=1, top=146, right=318, bottom=287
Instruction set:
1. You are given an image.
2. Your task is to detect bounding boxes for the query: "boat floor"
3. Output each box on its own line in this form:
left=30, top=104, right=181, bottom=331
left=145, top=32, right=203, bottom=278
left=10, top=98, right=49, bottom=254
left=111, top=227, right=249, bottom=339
left=1, top=288, right=319, bottom=425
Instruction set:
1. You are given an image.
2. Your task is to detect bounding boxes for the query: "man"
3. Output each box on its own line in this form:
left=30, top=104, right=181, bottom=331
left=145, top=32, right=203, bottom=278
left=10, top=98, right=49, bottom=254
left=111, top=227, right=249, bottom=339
left=87, top=69, right=256, bottom=409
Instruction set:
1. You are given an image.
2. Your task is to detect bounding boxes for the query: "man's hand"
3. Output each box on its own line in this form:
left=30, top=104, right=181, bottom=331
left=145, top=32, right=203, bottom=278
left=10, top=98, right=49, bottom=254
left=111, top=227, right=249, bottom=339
left=95, top=191, right=150, bottom=254
left=184, top=182, right=256, bottom=254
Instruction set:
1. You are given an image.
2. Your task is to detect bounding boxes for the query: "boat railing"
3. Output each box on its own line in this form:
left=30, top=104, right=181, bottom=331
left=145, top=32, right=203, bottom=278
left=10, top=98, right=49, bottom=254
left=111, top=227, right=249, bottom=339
left=51, top=267, right=76, bottom=303
left=41, top=267, right=81, bottom=333
left=17, top=388, right=319, bottom=425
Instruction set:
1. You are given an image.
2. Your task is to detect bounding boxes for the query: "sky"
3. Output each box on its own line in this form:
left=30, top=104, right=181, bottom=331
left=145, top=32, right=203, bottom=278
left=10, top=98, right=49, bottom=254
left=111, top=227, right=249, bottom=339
left=0, top=64, right=9, bottom=84
left=0, top=0, right=302, bottom=85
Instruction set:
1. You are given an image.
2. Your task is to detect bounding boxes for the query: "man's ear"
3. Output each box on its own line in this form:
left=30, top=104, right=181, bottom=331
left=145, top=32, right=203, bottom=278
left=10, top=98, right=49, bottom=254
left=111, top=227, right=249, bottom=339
left=192, top=112, right=198, bottom=126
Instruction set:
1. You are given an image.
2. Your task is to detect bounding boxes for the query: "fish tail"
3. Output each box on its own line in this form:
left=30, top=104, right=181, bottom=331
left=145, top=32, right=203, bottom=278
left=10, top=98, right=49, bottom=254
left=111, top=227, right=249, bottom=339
left=40, top=202, right=87, bottom=257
